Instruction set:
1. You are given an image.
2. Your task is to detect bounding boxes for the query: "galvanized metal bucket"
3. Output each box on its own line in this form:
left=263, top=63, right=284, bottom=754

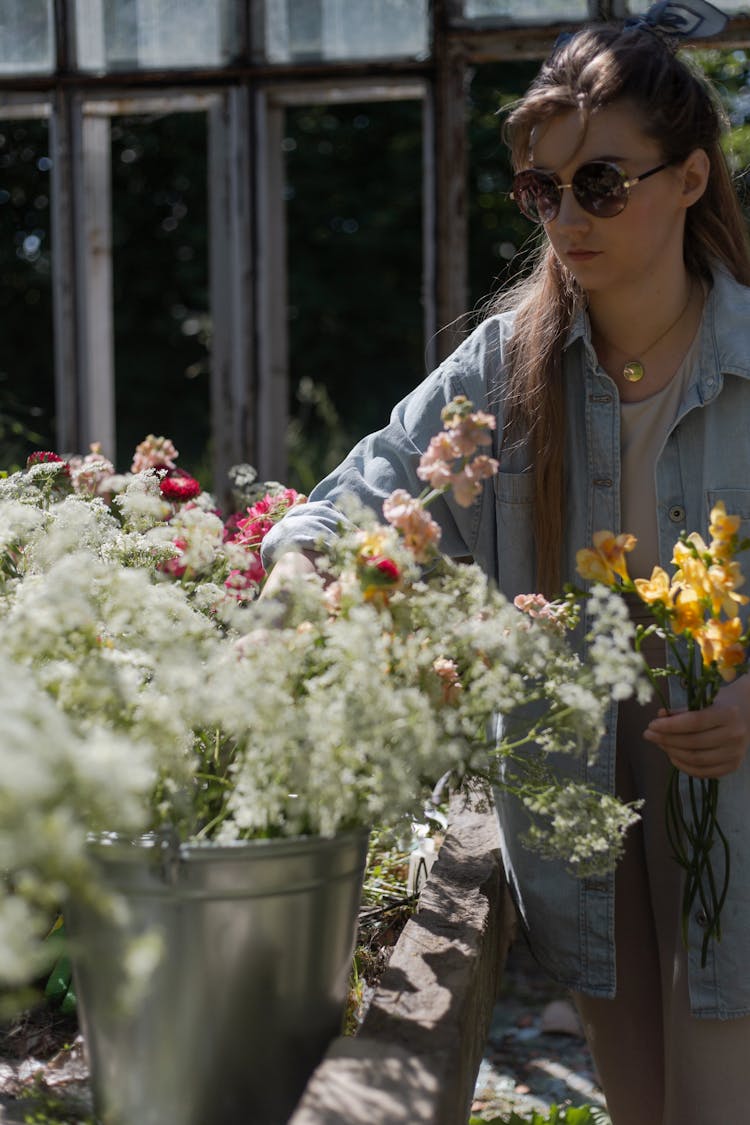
left=67, top=830, right=369, bottom=1125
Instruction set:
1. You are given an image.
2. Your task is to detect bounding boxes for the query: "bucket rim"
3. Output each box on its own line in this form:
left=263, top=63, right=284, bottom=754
left=85, top=827, right=370, bottom=864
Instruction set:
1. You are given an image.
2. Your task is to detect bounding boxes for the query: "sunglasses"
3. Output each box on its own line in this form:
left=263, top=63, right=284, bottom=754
left=510, top=160, right=670, bottom=223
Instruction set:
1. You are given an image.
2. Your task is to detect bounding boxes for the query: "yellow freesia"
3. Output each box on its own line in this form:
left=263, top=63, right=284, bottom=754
left=672, top=586, right=704, bottom=635
left=575, top=547, right=618, bottom=585
left=576, top=531, right=636, bottom=586
left=594, top=531, right=637, bottom=583
left=356, top=527, right=394, bottom=561
left=686, top=530, right=710, bottom=557
left=695, top=616, right=746, bottom=681
left=709, top=501, right=741, bottom=546
left=672, top=548, right=709, bottom=599
left=704, top=561, right=749, bottom=618
left=634, top=566, right=673, bottom=607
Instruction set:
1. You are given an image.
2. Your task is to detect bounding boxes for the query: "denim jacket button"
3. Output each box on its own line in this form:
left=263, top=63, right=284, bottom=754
left=669, top=505, right=686, bottom=523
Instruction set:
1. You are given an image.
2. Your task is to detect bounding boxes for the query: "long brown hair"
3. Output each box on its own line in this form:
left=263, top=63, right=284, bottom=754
left=493, top=25, right=750, bottom=595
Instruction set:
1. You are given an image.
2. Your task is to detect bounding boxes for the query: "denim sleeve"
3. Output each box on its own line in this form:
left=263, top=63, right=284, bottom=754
left=260, top=316, right=508, bottom=566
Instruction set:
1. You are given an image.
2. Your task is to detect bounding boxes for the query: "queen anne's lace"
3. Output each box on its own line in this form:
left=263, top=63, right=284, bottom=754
left=1, top=416, right=650, bottom=992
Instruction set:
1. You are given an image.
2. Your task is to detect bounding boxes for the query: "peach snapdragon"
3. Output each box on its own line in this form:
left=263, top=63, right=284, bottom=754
left=416, top=395, right=499, bottom=509
left=382, top=489, right=442, bottom=562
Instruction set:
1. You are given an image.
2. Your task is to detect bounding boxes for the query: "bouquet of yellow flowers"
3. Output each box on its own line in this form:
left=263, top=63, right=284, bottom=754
left=576, top=504, right=750, bottom=965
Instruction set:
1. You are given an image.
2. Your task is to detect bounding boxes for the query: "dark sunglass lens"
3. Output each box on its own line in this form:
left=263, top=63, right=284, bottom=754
left=513, top=172, right=559, bottom=223
left=573, top=162, right=627, bottom=217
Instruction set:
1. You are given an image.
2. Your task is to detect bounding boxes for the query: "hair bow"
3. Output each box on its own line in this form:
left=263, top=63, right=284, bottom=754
left=623, top=1, right=728, bottom=40
left=552, top=0, right=727, bottom=55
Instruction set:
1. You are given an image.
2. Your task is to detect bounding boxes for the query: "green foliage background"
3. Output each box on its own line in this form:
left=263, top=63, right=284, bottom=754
left=1, top=51, right=750, bottom=483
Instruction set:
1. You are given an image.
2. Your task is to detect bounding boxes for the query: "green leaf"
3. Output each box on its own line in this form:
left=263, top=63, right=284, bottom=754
left=467, top=1106, right=610, bottom=1125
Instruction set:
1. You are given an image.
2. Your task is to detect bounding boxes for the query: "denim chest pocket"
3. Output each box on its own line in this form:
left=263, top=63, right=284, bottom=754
left=494, top=470, right=536, bottom=598
left=706, top=489, right=750, bottom=528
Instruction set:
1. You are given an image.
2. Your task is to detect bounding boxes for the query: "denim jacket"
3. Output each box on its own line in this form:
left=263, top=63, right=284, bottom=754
left=262, top=265, right=750, bottom=1017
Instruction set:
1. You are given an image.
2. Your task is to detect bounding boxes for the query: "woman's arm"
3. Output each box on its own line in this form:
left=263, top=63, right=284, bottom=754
left=260, top=316, right=509, bottom=571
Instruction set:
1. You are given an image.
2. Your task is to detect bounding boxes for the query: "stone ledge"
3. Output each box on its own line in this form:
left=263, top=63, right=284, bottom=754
left=290, top=789, right=516, bottom=1125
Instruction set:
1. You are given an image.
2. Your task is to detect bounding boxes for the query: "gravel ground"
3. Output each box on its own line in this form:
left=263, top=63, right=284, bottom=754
left=1, top=935, right=610, bottom=1125
left=471, top=938, right=611, bottom=1122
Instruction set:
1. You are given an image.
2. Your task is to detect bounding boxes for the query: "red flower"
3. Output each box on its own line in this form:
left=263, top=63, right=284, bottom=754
left=159, top=473, right=202, bottom=502
left=359, top=555, right=402, bottom=604
left=372, top=557, right=401, bottom=582
left=26, top=451, right=71, bottom=477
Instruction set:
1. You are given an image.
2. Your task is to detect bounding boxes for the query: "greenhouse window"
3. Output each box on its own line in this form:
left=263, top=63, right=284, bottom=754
left=258, top=0, right=430, bottom=64
left=0, top=0, right=54, bottom=76
left=73, top=0, right=238, bottom=72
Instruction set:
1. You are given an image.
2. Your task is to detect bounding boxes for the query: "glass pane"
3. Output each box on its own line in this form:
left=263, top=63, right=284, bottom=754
left=262, top=0, right=429, bottom=63
left=0, top=118, right=55, bottom=469
left=0, top=0, right=54, bottom=75
left=111, top=113, right=210, bottom=476
left=284, top=100, right=423, bottom=490
left=464, top=0, right=588, bottom=20
left=75, top=0, right=235, bottom=71
left=468, top=61, right=540, bottom=310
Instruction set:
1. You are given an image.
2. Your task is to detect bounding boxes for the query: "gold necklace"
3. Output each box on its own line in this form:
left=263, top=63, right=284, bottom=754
left=595, top=281, right=695, bottom=383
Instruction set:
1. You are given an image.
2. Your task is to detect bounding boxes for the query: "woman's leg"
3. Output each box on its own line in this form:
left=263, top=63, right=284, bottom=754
left=571, top=696, right=668, bottom=1125
left=623, top=683, right=750, bottom=1125
left=661, top=927, right=750, bottom=1125
left=571, top=814, right=665, bottom=1124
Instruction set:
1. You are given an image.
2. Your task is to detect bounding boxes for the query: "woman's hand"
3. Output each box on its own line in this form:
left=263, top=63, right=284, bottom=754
left=643, top=675, right=750, bottom=778
left=258, top=549, right=320, bottom=601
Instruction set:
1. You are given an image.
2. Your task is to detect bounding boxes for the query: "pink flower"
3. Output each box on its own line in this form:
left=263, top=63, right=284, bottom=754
left=433, top=656, right=462, bottom=704
left=444, top=412, right=496, bottom=457
left=160, top=537, right=188, bottom=579
left=417, top=400, right=499, bottom=506
left=233, top=489, right=305, bottom=548
left=513, top=592, right=571, bottom=632
left=416, top=433, right=457, bottom=491
left=382, top=489, right=441, bottom=562
left=234, top=515, right=273, bottom=547
left=225, top=554, right=266, bottom=600
left=131, top=435, right=178, bottom=473
left=450, top=455, right=499, bottom=508
left=69, top=443, right=116, bottom=496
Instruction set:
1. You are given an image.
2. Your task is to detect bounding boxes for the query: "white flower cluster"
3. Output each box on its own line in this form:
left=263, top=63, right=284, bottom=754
left=0, top=458, right=650, bottom=992
left=521, top=782, right=643, bottom=878
left=586, top=583, right=653, bottom=703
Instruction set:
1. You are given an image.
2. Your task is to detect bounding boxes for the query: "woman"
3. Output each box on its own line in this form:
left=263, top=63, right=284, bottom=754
left=262, top=4, right=750, bottom=1121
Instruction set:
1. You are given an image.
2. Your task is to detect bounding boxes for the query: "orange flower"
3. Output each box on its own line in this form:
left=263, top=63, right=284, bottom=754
left=695, top=616, right=746, bottom=681
left=634, top=566, right=672, bottom=607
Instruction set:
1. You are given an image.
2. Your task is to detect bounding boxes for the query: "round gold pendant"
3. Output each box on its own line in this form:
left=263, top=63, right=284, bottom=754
left=623, top=360, right=645, bottom=383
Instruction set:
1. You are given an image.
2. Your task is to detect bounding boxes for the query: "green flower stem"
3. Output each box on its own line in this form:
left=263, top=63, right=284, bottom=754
left=628, top=596, right=733, bottom=967
left=193, top=808, right=231, bottom=840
